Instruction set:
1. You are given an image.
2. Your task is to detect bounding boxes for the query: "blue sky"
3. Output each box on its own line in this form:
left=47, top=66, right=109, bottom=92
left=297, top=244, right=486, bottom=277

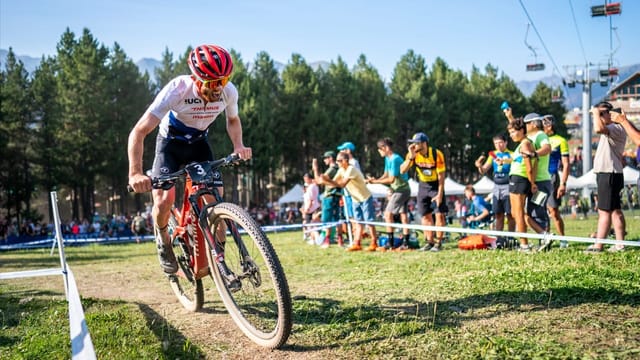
left=1, top=0, right=638, bottom=82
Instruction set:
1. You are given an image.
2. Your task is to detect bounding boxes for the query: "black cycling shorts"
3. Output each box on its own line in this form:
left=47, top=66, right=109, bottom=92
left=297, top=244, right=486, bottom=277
left=151, top=135, right=221, bottom=186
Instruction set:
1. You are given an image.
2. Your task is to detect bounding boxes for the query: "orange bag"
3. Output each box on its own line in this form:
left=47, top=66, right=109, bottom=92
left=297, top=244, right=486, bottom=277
left=458, top=234, right=493, bottom=250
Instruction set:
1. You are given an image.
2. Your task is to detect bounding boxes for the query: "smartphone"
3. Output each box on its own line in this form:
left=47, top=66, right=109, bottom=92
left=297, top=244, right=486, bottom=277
left=611, top=107, right=621, bottom=113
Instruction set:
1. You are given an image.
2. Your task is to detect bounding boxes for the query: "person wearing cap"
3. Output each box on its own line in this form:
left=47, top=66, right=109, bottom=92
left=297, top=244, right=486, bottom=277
left=336, top=141, right=361, bottom=171
left=318, top=152, right=378, bottom=251
left=541, top=114, right=570, bottom=248
left=522, top=113, right=553, bottom=239
left=366, top=137, right=412, bottom=251
left=506, top=108, right=554, bottom=250
left=301, top=172, right=320, bottom=243
left=400, top=132, right=448, bottom=252
left=336, top=141, right=360, bottom=234
left=585, top=101, right=627, bottom=253
left=475, top=133, right=515, bottom=236
left=312, top=151, right=344, bottom=248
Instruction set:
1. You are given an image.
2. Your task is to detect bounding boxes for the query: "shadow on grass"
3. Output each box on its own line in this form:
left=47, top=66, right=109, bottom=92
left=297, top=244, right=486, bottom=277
left=137, top=302, right=206, bottom=359
left=286, top=286, right=640, bottom=350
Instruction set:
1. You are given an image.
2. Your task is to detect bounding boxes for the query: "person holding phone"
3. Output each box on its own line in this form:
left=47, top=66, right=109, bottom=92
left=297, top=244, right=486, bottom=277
left=400, top=132, right=448, bottom=252
left=585, top=102, right=628, bottom=253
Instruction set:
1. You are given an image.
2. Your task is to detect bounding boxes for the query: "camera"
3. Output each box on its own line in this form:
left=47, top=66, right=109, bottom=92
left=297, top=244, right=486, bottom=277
left=611, top=107, right=621, bottom=113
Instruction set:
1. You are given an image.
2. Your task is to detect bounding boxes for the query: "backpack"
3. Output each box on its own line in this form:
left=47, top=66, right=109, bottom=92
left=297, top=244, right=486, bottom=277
left=458, top=234, right=494, bottom=250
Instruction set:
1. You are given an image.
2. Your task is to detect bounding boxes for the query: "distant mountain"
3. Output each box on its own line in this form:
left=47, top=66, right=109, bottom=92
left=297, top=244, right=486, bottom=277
left=2, top=48, right=636, bottom=109
left=135, top=57, right=162, bottom=78
left=0, top=49, right=42, bottom=74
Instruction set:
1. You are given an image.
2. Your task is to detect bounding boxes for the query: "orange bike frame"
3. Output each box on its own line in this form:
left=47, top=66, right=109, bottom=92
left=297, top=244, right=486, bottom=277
left=172, top=177, right=211, bottom=280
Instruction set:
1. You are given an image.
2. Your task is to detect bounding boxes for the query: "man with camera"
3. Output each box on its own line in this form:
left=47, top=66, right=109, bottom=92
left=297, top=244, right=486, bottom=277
left=585, top=101, right=627, bottom=253
left=400, top=132, right=447, bottom=252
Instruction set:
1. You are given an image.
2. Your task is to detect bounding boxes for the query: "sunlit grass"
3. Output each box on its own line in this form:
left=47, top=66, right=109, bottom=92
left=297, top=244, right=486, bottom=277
left=1, top=212, right=639, bottom=359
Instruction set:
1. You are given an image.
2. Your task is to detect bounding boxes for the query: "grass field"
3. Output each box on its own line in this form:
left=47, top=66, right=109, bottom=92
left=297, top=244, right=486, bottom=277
left=1, top=212, right=639, bottom=359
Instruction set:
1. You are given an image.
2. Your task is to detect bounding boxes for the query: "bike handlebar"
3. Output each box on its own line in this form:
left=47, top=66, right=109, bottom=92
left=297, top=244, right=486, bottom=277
left=127, top=153, right=243, bottom=193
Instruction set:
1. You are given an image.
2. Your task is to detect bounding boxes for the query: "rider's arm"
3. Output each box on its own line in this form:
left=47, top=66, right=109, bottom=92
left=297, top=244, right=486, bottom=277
left=226, top=114, right=252, bottom=160
left=127, top=111, right=161, bottom=192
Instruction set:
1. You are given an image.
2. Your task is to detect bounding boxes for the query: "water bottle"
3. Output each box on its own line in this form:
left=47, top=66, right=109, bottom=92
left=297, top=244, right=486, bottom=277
left=500, top=101, right=510, bottom=110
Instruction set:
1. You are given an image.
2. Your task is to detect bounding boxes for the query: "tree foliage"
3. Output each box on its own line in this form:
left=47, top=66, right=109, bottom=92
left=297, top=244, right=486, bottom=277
left=0, top=29, right=568, bottom=222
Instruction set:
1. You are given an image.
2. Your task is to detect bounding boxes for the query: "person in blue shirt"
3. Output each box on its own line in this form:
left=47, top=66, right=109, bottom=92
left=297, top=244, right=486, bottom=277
left=463, top=185, right=492, bottom=228
left=367, top=137, right=411, bottom=251
left=475, top=133, right=514, bottom=234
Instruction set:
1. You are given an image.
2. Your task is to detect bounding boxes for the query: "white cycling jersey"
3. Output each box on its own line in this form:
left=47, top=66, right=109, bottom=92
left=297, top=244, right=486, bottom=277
left=147, top=75, right=239, bottom=141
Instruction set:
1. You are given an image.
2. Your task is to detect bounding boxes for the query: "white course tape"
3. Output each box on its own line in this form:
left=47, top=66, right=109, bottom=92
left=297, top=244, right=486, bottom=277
left=66, top=267, right=97, bottom=360
left=0, top=191, right=97, bottom=359
left=0, top=267, right=62, bottom=280
left=355, top=220, right=640, bottom=247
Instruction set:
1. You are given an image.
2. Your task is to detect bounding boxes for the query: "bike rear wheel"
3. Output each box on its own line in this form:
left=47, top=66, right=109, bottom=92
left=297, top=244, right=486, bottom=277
left=205, top=202, right=292, bottom=349
left=168, top=208, right=204, bottom=311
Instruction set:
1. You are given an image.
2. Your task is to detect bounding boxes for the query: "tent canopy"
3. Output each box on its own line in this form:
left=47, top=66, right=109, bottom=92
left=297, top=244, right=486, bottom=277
left=277, top=184, right=304, bottom=205
left=444, top=177, right=465, bottom=195
left=472, top=176, right=495, bottom=194
left=572, top=166, right=640, bottom=189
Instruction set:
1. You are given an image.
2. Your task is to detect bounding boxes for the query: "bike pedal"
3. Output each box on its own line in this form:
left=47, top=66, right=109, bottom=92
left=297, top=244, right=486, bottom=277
left=227, top=279, right=242, bottom=293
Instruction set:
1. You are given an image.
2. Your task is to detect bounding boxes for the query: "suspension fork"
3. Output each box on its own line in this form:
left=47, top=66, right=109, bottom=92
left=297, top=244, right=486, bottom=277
left=193, top=188, right=250, bottom=265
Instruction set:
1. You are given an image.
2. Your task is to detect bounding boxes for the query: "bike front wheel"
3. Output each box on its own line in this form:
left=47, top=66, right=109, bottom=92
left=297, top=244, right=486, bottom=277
left=205, top=202, right=292, bottom=349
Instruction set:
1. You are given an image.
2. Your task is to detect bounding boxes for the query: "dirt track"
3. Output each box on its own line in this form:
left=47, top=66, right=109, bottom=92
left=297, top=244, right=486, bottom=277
left=67, top=252, right=329, bottom=360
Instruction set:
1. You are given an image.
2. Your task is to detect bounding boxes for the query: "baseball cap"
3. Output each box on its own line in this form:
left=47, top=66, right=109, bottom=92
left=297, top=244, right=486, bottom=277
left=323, top=151, right=335, bottom=158
left=337, top=141, right=355, bottom=152
left=523, top=113, right=542, bottom=123
left=407, top=132, right=429, bottom=143
left=542, top=114, right=555, bottom=124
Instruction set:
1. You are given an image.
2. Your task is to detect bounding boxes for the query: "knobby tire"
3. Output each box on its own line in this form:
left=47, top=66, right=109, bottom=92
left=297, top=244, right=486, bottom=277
left=205, top=202, right=292, bottom=349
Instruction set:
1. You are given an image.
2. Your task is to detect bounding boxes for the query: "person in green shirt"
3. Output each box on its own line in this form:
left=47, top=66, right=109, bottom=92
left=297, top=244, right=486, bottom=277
left=541, top=115, right=570, bottom=249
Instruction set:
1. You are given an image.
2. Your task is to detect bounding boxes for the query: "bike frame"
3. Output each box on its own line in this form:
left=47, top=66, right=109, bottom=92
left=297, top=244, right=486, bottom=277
left=171, top=177, right=219, bottom=281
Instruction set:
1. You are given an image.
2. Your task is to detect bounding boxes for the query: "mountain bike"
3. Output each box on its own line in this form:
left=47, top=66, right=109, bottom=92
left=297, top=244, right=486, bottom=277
left=130, top=154, right=292, bottom=349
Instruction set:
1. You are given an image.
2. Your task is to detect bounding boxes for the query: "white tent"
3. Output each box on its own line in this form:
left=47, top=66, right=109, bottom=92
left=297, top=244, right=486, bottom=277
left=409, top=179, right=418, bottom=197
left=623, top=166, right=640, bottom=184
left=369, top=178, right=465, bottom=197
left=574, top=169, right=596, bottom=188
left=473, top=176, right=495, bottom=194
left=367, top=183, right=390, bottom=198
left=277, top=184, right=304, bottom=205
left=444, top=177, right=466, bottom=195
left=570, top=166, right=639, bottom=189
left=566, top=175, right=580, bottom=189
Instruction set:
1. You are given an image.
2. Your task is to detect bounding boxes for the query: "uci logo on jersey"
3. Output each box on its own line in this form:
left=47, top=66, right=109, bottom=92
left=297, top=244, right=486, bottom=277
left=184, top=98, right=203, bottom=104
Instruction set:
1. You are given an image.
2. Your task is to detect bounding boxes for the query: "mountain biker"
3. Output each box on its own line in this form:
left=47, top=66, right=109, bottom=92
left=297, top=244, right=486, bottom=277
left=127, top=44, right=252, bottom=274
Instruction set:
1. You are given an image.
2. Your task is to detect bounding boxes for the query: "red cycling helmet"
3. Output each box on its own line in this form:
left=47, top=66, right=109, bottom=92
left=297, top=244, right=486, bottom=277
left=188, top=45, right=233, bottom=80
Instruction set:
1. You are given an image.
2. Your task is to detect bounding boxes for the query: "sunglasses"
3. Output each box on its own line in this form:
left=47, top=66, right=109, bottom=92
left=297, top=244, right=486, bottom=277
left=201, top=77, right=230, bottom=89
